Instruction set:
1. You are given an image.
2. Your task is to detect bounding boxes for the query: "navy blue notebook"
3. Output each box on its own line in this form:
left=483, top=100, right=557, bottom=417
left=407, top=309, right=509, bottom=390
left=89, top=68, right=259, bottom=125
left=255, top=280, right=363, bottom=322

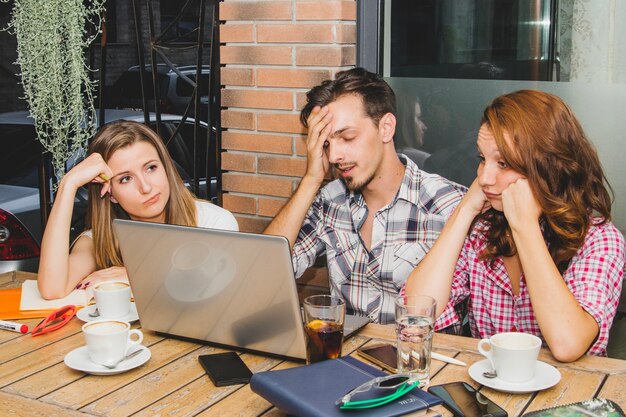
left=250, top=356, right=443, bottom=417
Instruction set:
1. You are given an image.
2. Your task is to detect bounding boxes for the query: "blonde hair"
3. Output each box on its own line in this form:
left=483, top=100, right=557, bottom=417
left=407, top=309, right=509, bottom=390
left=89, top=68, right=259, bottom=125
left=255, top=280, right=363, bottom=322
left=86, top=121, right=197, bottom=268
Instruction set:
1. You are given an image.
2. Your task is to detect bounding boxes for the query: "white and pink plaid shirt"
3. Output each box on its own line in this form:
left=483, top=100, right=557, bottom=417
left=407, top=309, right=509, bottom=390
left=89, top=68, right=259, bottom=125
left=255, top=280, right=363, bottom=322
left=434, top=218, right=625, bottom=356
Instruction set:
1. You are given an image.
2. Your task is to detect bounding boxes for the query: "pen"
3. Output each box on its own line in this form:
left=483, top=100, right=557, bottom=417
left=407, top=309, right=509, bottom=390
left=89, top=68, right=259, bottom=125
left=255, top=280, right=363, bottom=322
left=403, top=350, right=467, bottom=366
left=431, top=351, right=466, bottom=366
left=0, top=320, right=29, bottom=334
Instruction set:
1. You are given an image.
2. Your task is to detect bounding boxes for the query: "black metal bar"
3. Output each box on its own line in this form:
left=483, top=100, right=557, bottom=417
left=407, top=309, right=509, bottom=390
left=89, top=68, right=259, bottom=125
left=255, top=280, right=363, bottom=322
left=210, top=0, right=221, bottom=205
left=151, top=47, right=193, bottom=126
left=37, top=152, right=51, bottom=231
left=356, top=0, right=384, bottom=74
left=193, top=0, right=206, bottom=198
left=547, top=0, right=558, bottom=81
left=98, top=10, right=107, bottom=127
left=146, top=0, right=162, bottom=135
left=128, top=0, right=221, bottom=203
left=152, top=49, right=190, bottom=81
left=132, top=0, right=150, bottom=125
left=153, top=0, right=195, bottom=45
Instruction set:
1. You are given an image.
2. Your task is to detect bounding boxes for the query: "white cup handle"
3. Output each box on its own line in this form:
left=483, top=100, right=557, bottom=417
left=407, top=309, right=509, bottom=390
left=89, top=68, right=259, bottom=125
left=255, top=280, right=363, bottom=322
left=125, top=329, right=144, bottom=354
left=477, top=338, right=496, bottom=369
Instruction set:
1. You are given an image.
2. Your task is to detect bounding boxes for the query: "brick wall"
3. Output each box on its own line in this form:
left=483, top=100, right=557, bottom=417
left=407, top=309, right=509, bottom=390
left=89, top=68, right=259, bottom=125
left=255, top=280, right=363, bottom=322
left=220, top=0, right=356, bottom=232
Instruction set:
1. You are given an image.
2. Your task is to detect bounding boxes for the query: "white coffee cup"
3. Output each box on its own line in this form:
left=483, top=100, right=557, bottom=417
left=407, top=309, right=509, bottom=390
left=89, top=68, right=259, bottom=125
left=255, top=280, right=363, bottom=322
left=93, top=281, right=131, bottom=318
left=82, top=320, right=143, bottom=367
left=478, top=332, right=542, bottom=383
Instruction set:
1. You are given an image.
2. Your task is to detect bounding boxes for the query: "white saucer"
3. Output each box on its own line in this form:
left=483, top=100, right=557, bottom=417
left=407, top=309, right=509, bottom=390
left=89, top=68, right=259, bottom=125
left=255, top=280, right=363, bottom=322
left=77, top=303, right=139, bottom=323
left=64, top=345, right=151, bottom=375
left=468, top=359, right=561, bottom=393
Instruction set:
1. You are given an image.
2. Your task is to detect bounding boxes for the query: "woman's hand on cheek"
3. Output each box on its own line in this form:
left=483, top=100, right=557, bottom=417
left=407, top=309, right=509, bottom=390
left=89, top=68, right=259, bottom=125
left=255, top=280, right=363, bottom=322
left=502, top=178, right=541, bottom=230
left=75, top=266, right=129, bottom=290
left=63, top=153, right=114, bottom=196
left=461, top=178, right=491, bottom=216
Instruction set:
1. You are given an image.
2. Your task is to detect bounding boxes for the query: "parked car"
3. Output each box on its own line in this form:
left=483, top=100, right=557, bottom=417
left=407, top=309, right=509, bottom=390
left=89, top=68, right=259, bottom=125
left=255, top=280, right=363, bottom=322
left=0, top=109, right=216, bottom=274
left=106, top=65, right=210, bottom=119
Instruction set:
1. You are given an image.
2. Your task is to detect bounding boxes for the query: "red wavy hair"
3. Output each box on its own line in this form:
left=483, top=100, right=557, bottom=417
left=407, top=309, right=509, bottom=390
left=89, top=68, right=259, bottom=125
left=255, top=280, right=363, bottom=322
left=477, top=90, right=612, bottom=270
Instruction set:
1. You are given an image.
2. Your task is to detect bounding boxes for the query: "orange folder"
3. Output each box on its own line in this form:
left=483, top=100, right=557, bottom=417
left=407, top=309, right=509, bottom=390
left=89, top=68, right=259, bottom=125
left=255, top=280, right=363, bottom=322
left=0, top=287, right=55, bottom=319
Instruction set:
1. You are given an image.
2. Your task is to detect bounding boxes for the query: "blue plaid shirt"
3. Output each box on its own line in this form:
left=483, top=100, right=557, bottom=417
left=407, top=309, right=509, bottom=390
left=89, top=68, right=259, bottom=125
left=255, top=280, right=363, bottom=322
left=292, top=155, right=466, bottom=324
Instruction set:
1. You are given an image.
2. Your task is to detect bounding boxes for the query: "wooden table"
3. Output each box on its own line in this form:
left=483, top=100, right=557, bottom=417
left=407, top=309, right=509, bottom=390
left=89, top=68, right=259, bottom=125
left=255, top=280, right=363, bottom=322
left=2, top=272, right=625, bottom=416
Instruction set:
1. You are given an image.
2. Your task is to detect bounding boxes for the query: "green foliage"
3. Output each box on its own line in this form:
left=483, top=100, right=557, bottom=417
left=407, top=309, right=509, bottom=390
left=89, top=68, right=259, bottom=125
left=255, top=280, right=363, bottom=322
left=4, top=0, right=105, bottom=182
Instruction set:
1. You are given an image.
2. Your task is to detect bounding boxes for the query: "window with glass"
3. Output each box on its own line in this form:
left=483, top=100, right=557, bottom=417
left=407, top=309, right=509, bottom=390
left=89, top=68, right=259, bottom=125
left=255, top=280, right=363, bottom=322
left=358, top=0, right=626, bottom=232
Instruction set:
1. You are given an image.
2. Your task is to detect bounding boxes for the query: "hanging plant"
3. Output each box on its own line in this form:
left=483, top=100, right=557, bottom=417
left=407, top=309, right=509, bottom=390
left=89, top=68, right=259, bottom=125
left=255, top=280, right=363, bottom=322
left=3, top=0, right=105, bottom=183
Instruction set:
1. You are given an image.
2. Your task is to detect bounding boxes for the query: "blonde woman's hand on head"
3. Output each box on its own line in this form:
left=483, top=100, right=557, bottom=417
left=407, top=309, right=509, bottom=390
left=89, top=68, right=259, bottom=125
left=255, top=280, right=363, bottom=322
left=502, top=178, right=541, bottom=231
left=38, top=153, right=114, bottom=299
left=305, top=105, right=333, bottom=185
left=62, top=153, right=114, bottom=197
left=75, top=266, right=129, bottom=290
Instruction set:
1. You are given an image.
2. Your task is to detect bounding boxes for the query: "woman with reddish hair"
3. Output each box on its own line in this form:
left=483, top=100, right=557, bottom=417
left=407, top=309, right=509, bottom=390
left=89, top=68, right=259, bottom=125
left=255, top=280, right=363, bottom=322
left=405, top=90, right=624, bottom=361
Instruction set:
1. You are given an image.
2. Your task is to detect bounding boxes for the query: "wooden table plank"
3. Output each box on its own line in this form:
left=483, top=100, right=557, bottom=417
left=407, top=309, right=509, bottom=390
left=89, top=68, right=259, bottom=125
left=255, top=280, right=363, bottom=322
left=0, top=391, right=93, bottom=417
left=3, top=331, right=165, bottom=399
left=222, top=334, right=379, bottom=417
left=200, top=360, right=299, bottom=417
left=0, top=271, right=36, bottom=288
left=0, top=332, right=85, bottom=388
left=516, top=368, right=605, bottom=416
left=544, top=354, right=626, bottom=375
left=1, top=294, right=625, bottom=417
left=360, top=325, right=626, bottom=374
left=133, top=353, right=281, bottom=417
left=0, top=271, right=17, bottom=287
left=260, top=409, right=285, bottom=417
left=0, top=318, right=43, bottom=344
left=78, top=344, right=221, bottom=416
left=40, top=336, right=202, bottom=410
left=598, top=373, right=626, bottom=411
left=430, top=352, right=482, bottom=385
left=4, top=271, right=626, bottom=417
left=430, top=352, right=535, bottom=417
left=194, top=383, right=274, bottom=417
left=0, top=319, right=83, bottom=366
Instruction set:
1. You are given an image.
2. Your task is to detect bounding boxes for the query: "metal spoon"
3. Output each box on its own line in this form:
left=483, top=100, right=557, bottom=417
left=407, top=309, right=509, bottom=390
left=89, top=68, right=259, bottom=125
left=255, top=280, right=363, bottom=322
left=88, top=307, right=100, bottom=318
left=483, top=369, right=498, bottom=379
left=101, top=349, right=143, bottom=369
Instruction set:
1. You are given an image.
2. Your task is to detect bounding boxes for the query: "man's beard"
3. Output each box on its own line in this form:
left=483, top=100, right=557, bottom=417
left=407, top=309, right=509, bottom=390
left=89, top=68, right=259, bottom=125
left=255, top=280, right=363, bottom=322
left=334, top=165, right=376, bottom=191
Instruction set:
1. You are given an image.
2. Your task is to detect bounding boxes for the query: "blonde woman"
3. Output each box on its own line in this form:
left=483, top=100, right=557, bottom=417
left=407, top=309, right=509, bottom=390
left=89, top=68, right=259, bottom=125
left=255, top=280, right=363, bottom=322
left=38, top=121, right=238, bottom=299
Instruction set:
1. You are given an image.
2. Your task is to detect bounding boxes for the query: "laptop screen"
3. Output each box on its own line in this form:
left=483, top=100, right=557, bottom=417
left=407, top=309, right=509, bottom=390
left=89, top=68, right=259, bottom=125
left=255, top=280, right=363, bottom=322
left=113, top=219, right=308, bottom=361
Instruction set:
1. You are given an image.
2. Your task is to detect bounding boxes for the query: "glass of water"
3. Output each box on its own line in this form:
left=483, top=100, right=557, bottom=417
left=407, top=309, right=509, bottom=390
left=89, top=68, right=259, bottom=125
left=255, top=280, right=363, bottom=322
left=395, top=295, right=436, bottom=385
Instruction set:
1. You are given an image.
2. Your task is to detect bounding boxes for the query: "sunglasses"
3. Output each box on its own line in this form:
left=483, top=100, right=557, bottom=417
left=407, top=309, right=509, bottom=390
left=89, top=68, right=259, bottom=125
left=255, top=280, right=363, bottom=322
left=32, top=305, right=77, bottom=337
left=336, top=374, right=421, bottom=409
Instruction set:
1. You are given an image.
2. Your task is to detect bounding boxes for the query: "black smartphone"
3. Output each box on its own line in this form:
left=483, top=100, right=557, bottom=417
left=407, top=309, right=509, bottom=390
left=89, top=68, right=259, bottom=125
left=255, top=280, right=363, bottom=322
left=428, top=382, right=507, bottom=417
left=357, top=343, right=397, bottom=373
left=198, top=352, right=253, bottom=387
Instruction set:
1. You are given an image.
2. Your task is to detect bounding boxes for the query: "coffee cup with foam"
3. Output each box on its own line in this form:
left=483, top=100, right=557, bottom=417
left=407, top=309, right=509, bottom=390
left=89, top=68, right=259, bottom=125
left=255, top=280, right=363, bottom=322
left=82, top=320, right=143, bottom=367
left=477, top=332, right=542, bottom=382
left=93, top=281, right=131, bottom=318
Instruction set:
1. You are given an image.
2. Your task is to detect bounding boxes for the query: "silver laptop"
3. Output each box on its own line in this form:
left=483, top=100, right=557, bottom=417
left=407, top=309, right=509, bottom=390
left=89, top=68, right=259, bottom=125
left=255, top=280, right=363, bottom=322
left=113, top=219, right=369, bottom=361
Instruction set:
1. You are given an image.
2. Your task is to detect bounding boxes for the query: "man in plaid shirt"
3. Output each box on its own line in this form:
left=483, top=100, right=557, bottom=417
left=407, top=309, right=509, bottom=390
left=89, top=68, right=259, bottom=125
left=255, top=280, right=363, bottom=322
left=264, top=68, right=465, bottom=324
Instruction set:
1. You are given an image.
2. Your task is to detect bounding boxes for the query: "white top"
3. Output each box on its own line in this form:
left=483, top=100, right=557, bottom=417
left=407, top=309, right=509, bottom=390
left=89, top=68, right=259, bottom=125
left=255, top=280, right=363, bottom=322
left=81, top=200, right=238, bottom=239
left=194, top=200, right=239, bottom=231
